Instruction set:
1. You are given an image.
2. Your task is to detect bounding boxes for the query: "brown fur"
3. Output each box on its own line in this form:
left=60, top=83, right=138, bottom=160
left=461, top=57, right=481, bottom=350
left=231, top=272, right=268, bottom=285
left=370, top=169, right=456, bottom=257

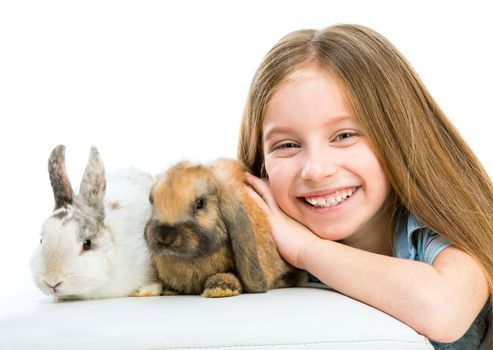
left=145, top=158, right=307, bottom=297
left=202, top=273, right=242, bottom=297
left=150, top=245, right=233, bottom=295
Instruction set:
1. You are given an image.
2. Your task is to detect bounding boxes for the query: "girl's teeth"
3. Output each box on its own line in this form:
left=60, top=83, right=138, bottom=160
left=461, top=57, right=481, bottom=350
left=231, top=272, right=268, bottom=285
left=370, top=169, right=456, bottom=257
left=305, top=188, right=356, bottom=208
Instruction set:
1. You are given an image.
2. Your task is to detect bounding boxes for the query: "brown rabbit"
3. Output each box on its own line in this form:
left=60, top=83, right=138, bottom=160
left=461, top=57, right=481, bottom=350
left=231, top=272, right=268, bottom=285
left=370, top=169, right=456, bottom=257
left=144, top=158, right=307, bottom=297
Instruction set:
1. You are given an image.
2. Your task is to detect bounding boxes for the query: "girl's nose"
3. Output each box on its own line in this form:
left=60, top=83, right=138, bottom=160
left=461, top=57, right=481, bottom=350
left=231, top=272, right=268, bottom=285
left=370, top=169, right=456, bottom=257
left=301, top=152, right=337, bottom=182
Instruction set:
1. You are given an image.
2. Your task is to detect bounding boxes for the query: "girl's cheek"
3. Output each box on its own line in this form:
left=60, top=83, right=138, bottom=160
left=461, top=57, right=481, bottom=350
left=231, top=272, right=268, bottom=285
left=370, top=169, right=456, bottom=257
left=265, top=154, right=289, bottom=175
left=265, top=161, right=288, bottom=191
left=265, top=159, right=277, bottom=177
left=266, top=161, right=292, bottom=204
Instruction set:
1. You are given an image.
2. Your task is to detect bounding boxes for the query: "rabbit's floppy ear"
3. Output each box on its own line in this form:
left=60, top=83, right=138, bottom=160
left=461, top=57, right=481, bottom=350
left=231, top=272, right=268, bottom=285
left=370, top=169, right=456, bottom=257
left=78, top=146, right=106, bottom=221
left=48, top=145, right=74, bottom=210
left=219, top=190, right=267, bottom=293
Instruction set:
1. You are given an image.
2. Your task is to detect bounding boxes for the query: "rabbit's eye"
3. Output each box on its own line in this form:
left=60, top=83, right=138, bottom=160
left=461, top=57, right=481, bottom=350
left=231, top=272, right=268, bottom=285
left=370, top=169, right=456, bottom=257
left=82, top=239, right=92, bottom=251
left=194, top=197, right=207, bottom=212
left=149, top=193, right=154, bottom=205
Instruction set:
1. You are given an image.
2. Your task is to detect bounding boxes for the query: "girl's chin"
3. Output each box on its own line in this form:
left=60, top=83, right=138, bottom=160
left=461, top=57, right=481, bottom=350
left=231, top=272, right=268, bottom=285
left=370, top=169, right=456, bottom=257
left=290, top=209, right=351, bottom=237
left=302, top=222, right=353, bottom=241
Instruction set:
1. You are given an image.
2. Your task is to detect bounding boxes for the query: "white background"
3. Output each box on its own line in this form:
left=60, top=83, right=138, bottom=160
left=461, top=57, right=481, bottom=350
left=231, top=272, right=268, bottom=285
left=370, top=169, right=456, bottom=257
left=1, top=0, right=492, bottom=297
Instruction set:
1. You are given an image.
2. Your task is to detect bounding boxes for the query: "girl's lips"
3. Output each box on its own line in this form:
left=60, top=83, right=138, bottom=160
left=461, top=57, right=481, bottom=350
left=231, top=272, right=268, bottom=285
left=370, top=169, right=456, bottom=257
left=299, top=186, right=360, bottom=200
left=298, top=186, right=360, bottom=209
left=302, top=186, right=358, bottom=200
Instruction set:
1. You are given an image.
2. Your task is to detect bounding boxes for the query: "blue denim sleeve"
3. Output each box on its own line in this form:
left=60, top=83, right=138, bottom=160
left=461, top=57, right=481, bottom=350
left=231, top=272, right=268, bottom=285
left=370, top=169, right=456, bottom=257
left=394, top=212, right=452, bottom=264
left=413, top=229, right=452, bottom=265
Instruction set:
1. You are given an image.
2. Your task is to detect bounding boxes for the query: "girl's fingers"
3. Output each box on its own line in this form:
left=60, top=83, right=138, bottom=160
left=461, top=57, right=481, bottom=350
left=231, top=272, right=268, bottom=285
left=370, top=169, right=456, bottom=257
left=244, top=172, right=280, bottom=214
left=244, top=185, right=270, bottom=213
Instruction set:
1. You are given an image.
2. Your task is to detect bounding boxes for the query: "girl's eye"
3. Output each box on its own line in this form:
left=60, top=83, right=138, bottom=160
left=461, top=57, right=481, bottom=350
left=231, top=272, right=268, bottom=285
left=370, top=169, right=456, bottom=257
left=333, top=132, right=357, bottom=142
left=274, top=142, right=299, bottom=150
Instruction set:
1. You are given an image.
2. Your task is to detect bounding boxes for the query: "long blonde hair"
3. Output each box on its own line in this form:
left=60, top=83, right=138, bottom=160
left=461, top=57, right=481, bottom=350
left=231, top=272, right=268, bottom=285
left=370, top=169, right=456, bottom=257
left=238, top=24, right=493, bottom=296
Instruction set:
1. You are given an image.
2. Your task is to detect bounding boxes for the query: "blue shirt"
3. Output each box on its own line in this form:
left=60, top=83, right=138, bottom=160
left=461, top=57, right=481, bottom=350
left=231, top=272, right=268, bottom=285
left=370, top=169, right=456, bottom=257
left=394, top=212, right=491, bottom=350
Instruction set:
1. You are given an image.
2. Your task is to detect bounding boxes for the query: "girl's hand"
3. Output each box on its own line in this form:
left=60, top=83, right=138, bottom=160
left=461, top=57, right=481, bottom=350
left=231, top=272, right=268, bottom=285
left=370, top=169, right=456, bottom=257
left=244, top=172, right=320, bottom=269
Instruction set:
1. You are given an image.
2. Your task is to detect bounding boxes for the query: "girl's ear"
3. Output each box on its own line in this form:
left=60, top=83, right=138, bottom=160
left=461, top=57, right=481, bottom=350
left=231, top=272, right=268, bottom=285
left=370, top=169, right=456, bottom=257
left=218, top=190, right=267, bottom=293
left=48, top=145, right=74, bottom=210
left=79, top=146, right=106, bottom=221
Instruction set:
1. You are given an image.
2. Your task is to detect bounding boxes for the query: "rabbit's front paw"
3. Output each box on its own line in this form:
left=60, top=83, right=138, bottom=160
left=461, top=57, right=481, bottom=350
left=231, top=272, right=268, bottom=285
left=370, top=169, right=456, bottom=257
left=201, top=273, right=241, bottom=298
left=131, top=282, right=163, bottom=297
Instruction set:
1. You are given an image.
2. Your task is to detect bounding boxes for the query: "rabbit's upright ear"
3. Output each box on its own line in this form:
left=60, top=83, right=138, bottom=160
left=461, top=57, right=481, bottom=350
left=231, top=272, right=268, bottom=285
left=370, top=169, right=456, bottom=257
left=48, top=145, right=74, bottom=210
left=79, top=146, right=106, bottom=221
left=219, top=191, right=267, bottom=293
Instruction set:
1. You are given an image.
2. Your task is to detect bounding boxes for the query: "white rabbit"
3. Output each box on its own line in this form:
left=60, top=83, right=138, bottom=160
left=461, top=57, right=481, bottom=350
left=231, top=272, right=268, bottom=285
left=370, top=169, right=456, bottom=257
left=31, top=145, right=162, bottom=300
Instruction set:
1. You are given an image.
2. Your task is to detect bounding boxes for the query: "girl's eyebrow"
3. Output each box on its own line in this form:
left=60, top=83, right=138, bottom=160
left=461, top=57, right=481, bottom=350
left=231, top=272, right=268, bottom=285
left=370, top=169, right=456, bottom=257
left=263, top=115, right=353, bottom=141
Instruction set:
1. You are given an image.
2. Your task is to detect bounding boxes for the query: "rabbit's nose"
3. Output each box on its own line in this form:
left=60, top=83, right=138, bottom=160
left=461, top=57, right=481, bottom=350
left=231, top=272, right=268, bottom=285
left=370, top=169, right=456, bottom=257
left=45, top=276, right=63, bottom=293
left=155, top=225, right=179, bottom=246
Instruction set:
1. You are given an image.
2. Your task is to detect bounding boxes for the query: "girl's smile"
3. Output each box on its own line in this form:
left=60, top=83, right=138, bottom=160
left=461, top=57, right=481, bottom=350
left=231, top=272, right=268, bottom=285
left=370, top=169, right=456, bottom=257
left=300, top=186, right=359, bottom=210
left=262, top=64, right=392, bottom=250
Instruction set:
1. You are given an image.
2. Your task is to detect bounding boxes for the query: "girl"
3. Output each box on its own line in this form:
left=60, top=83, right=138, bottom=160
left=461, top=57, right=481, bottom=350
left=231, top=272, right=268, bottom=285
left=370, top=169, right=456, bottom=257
left=239, top=24, right=492, bottom=349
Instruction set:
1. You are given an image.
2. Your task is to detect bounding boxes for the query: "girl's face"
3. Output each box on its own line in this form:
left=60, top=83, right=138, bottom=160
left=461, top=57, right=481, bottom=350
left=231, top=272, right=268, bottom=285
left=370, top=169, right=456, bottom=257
left=262, top=65, right=392, bottom=248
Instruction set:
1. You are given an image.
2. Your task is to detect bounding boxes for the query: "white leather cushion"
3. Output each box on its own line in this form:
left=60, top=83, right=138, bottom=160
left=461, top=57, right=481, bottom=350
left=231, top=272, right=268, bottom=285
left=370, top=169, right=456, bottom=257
left=0, top=284, right=433, bottom=349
